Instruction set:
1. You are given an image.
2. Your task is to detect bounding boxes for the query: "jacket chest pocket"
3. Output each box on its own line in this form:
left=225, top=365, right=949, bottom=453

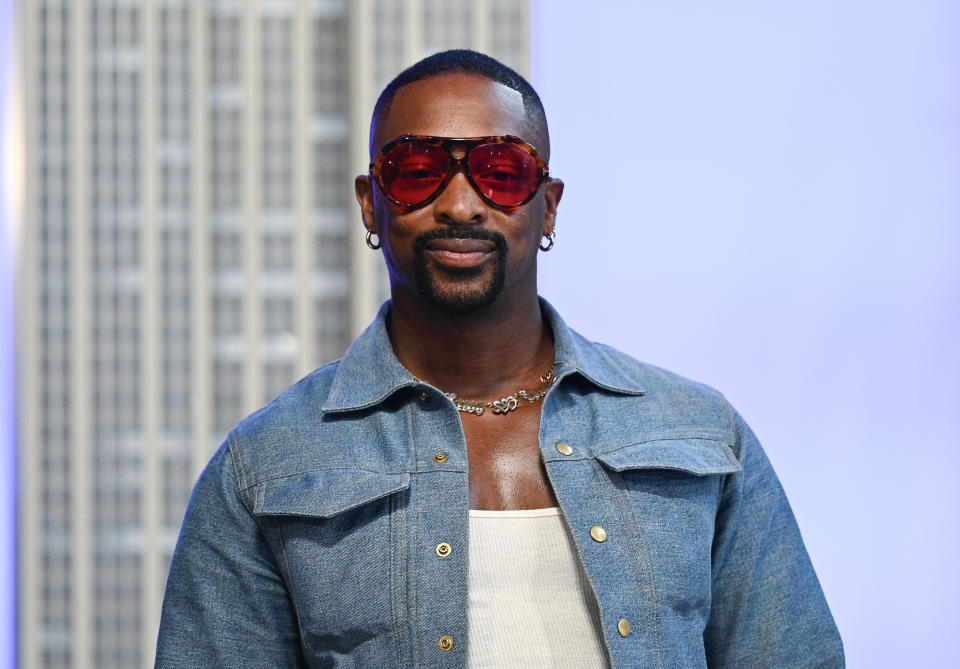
left=251, top=469, right=410, bottom=657
left=596, top=438, right=740, bottom=619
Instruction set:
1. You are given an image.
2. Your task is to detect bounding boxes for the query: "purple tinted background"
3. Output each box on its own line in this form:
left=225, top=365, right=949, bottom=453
left=0, top=0, right=16, bottom=665
left=532, top=1, right=960, bottom=667
left=0, top=0, right=15, bottom=666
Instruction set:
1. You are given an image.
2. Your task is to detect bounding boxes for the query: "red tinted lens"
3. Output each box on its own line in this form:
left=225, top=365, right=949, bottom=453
left=467, top=142, right=540, bottom=207
left=379, top=142, right=450, bottom=206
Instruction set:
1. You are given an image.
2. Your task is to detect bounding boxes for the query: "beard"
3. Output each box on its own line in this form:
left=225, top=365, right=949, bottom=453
left=412, top=227, right=508, bottom=313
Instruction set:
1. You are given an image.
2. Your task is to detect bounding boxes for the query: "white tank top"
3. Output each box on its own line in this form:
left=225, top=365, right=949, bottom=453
left=467, top=507, right=610, bottom=668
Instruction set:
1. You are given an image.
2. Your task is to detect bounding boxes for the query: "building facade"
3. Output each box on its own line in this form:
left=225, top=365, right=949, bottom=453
left=16, top=1, right=529, bottom=666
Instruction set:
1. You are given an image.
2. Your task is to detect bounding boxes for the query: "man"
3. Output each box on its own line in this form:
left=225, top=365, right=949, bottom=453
left=157, top=50, right=844, bottom=668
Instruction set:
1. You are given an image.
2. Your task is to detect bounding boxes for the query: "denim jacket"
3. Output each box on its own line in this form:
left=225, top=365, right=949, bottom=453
left=156, top=299, right=844, bottom=668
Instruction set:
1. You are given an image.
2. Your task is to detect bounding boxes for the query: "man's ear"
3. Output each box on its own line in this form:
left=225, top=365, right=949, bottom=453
left=355, top=174, right=377, bottom=234
left=542, top=178, right=564, bottom=236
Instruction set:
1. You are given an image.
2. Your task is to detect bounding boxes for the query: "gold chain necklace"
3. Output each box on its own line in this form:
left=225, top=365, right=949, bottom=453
left=428, top=366, right=556, bottom=416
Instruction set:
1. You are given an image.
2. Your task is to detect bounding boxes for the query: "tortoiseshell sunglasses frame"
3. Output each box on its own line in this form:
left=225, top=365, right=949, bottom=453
left=369, top=134, right=550, bottom=211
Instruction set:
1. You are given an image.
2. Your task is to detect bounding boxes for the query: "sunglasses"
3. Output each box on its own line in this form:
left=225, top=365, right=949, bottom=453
left=369, top=135, right=550, bottom=211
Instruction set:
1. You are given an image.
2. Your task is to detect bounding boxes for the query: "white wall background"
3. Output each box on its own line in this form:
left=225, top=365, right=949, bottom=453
left=532, top=2, right=959, bottom=667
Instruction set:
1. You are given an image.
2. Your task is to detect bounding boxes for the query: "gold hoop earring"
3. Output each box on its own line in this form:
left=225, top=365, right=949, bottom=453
left=365, top=229, right=381, bottom=250
left=539, top=228, right=555, bottom=252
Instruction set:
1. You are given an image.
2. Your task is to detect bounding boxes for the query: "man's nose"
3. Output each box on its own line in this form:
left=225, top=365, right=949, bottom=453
left=432, top=169, right=487, bottom=225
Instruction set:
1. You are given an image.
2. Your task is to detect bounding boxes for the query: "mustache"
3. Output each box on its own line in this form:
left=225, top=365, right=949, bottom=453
left=412, top=227, right=507, bottom=254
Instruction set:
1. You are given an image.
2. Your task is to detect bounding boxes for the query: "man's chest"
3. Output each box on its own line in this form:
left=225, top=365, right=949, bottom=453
left=460, top=409, right=559, bottom=510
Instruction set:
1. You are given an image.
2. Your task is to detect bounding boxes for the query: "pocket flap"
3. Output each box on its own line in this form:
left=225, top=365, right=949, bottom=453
left=252, top=469, right=410, bottom=518
left=596, top=438, right=741, bottom=476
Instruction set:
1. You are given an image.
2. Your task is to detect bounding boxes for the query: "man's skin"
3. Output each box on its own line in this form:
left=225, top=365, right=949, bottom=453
left=355, top=73, right=565, bottom=510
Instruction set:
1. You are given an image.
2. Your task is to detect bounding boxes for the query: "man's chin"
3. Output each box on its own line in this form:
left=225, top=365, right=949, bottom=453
left=417, top=277, right=502, bottom=314
left=413, top=233, right=507, bottom=313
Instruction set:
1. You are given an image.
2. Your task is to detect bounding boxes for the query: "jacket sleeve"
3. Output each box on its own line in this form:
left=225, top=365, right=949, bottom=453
left=155, top=440, right=304, bottom=668
left=703, top=410, right=844, bottom=668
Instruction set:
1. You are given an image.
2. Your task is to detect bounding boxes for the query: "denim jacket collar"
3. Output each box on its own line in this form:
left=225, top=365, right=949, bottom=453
left=321, top=298, right=645, bottom=413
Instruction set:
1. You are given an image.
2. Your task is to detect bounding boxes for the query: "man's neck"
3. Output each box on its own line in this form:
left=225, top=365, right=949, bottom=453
left=387, top=290, right=554, bottom=400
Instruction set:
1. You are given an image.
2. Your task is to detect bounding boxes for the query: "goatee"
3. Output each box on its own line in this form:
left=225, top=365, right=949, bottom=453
left=412, top=228, right=508, bottom=313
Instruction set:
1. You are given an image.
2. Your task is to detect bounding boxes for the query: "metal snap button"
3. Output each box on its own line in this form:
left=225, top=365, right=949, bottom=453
left=433, top=452, right=448, bottom=463
left=438, top=635, right=454, bottom=651
left=617, top=618, right=631, bottom=637
left=419, top=391, right=430, bottom=402
left=556, top=442, right=573, bottom=456
left=590, top=525, right=608, bottom=542
left=436, top=542, right=452, bottom=557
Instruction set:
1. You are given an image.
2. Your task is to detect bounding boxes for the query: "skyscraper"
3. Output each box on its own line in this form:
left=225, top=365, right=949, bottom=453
left=16, top=1, right=530, bottom=666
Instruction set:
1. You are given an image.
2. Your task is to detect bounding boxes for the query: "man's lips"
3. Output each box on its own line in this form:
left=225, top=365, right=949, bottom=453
left=424, top=237, right=496, bottom=267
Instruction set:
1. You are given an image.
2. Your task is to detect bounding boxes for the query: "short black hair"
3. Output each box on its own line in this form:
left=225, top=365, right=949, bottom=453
left=369, top=49, right=550, bottom=159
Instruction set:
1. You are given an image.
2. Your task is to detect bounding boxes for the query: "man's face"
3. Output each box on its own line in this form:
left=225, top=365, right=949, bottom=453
left=357, top=74, right=562, bottom=314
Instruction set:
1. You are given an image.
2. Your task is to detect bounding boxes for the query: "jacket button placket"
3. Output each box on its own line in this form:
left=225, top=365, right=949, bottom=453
left=588, top=525, right=633, bottom=644
left=412, top=402, right=469, bottom=666
left=553, top=434, right=635, bottom=657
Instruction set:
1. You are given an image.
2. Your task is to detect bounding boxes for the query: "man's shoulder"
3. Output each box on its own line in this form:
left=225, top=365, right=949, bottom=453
left=577, top=337, right=734, bottom=434
left=591, top=339, right=720, bottom=393
left=234, top=359, right=341, bottom=437
left=546, top=300, right=730, bottom=416
left=557, top=310, right=728, bottom=404
left=224, top=359, right=350, bottom=484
